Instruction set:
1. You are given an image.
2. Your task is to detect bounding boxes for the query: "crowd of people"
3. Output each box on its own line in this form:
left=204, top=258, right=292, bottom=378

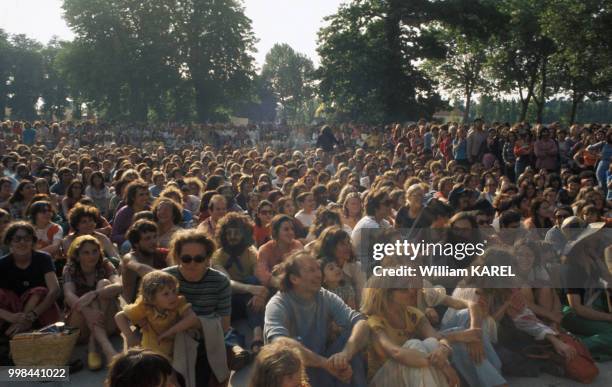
left=0, top=117, right=611, bottom=387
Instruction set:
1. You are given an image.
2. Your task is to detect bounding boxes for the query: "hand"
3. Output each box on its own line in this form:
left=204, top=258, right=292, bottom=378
left=158, top=329, right=175, bottom=345
left=251, top=285, right=269, bottom=300
left=428, top=346, right=450, bottom=368
left=327, top=350, right=350, bottom=371
left=325, top=360, right=352, bottom=384
left=248, top=295, right=266, bottom=313
left=461, top=328, right=483, bottom=344
left=466, top=341, right=485, bottom=363
left=5, top=320, right=32, bottom=337
left=425, top=307, right=439, bottom=325
left=74, top=291, right=97, bottom=312
left=553, top=340, right=577, bottom=361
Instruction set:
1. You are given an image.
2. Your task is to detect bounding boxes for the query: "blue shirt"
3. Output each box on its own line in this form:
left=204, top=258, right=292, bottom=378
left=264, top=288, right=364, bottom=353
left=23, top=128, right=36, bottom=146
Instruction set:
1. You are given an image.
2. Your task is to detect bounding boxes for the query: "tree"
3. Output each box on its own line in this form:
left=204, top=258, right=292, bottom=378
left=62, top=0, right=182, bottom=121
left=40, top=38, right=70, bottom=120
left=317, top=1, right=438, bottom=122
left=7, top=35, right=44, bottom=120
left=0, top=30, right=12, bottom=120
left=541, top=0, right=612, bottom=123
left=422, top=28, right=491, bottom=123
left=172, top=0, right=257, bottom=122
left=487, top=0, right=556, bottom=122
left=261, top=43, right=315, bottom=124
left=316, top=0, right=504, bottom=123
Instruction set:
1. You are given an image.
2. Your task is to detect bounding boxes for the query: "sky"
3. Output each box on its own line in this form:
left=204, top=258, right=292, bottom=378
left=0, top=0, right=345, bottom=68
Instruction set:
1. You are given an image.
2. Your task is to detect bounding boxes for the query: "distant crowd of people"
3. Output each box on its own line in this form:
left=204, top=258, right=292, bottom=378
left=0, top=117, right=611, bottom=387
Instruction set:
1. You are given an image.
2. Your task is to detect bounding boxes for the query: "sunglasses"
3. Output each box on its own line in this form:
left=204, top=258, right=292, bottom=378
left=179, top=255, right=207, bottom=264
left=12, top=235, right=33, bottom=243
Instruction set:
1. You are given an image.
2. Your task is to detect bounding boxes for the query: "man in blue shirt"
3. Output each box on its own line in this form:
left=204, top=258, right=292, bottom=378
left=264, top=251, right=369, bottom=387
left=22, top=124, right=36, bottom=146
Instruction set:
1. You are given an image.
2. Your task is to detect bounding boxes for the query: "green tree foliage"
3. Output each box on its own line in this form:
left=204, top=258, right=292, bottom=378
left=317, top=0, right=440, bottom=123
left=316, top=0, right=504, bottom=123
left=421, top=28, right=492, bottom=123
left=7, top=35, right=45, bottom=120
left=40, top=38, right=70, bottom=120
left=172, top=0, right=257, bottom=122
left=541, top=0, right=612, bottom=123
left=0, top=30, right=11, bottom=120
left=262, top=43, right=315, bottom=124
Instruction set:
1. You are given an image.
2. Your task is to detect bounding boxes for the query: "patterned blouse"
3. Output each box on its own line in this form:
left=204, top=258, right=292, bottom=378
left=62, top=258, right=118, bottom=297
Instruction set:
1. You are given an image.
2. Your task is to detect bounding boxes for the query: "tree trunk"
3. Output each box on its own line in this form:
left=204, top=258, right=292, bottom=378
left=194, top=80, right=213, bottom=123
left=463, top=84, right=472, bottom=124
left=519, top=93, right=532, bottom=122
left=383, top=0, right=404, bottom=121
left=569, top=92, right=583, bottom=124
left=535, top=57, right=548, bottom=123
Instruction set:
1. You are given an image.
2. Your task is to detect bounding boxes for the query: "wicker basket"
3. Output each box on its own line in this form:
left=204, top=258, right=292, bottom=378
left=9, top=329, right=80, bottom=366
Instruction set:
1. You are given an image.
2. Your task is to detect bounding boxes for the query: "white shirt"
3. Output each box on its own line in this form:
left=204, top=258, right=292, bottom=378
left=295, top=210, right=315, bottom=228
left=351, top=215, right=391, bottom=258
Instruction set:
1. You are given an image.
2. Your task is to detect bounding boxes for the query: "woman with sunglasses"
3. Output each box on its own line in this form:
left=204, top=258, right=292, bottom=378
left=163, top=230, right=247, bottom=386
left=254, top=200, right=274, bottom=248
left=0, top=222, right=61, bottom=337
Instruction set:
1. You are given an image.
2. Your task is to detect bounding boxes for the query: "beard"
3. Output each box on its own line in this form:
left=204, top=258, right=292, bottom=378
left=222, top=238, right=249, bottom=256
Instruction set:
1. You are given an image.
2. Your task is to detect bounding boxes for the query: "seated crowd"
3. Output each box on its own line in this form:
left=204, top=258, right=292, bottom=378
left=0, top=119, right=611, bottom=387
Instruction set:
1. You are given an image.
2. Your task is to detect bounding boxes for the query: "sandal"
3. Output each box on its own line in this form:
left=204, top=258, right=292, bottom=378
left=250, top=340, right=264, bottom=355
left=88, top=351, right=103, bottom=371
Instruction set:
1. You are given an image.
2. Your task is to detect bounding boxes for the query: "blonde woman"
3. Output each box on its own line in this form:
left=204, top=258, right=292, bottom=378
left=341, top=192, right=362, bottom=231
left=249, top=341, right=311, bottom=387
left=361, top=276, right=459, bottom=387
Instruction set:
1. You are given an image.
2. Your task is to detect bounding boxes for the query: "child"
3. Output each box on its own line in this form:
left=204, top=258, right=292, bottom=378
left=320, top=258, right=356, bottom=309
left=115, top=270, right=198, bottom=359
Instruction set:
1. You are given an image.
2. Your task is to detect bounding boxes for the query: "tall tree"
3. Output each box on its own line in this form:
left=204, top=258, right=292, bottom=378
left=40, top=38, right=70, bottom=120
left=8, top=35, right=44, bottom=120
left=262, top=43, right=315, bottom=124
left=0, top=30, right=11, bottom=120
left=541, top=0, right=612, bottom=123
left=317, top=1, right=440, bottom=122
left=172, top=0, right=257, bottom=122
left=487, top=0, right=556, bottom=122
left=421, top=28, right=491, bottom=123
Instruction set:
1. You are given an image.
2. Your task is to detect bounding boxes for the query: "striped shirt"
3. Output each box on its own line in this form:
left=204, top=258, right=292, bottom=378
left=163, top=266, right=231, bottom=317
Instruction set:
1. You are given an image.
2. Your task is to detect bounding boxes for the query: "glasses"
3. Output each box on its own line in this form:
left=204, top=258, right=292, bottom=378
left=179, top=255, right=207, bottom=264
left=12, top=235, right=33, bottom=243
left=259, top=210, right=274, bottom=216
